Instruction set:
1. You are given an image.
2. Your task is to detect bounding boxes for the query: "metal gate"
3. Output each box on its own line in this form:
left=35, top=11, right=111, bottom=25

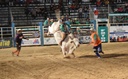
left=0, top=27, right=13, bottom=48
left=15, top=26, right=41, bottom=46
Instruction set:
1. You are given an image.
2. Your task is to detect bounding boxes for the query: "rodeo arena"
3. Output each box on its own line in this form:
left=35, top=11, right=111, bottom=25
left=0, top=0, right=128, bottom=79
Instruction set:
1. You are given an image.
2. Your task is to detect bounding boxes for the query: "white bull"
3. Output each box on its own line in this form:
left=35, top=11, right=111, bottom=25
left=48, top=20, right=80, bottom=58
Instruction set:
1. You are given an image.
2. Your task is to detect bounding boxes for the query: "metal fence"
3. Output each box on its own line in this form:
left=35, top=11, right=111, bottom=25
left=0, top=27, right=13, bottom=48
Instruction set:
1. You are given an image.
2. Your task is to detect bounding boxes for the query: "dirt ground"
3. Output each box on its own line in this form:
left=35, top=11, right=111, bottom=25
left=0, top=42, right=128, bottom=79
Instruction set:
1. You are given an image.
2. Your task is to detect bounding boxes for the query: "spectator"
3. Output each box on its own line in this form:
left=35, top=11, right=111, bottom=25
left=13, top=0, right=18, bottom=6
left=26, top=0, right=33, bottom=6
left=24, top=7, right=30, bottom=16
left=96, top=0, right=102, bottom=7
left=83, top=6, right=89, bottom=19
left=73, top=18, right=80, bottom=24
left=117, top=6, right=123, bottom=13
left=39, top=7, right=45, bottom=17
left=43, top=9, right=48, bottom=20
left=90, top=0, right=96, bottom=4
left=9, top=0, right=13, bottom=6
left=85, top=18, right=90, bottom=24
left=5, top=0, right=9, bottom=6
left=112, top=37, right=116, bottom=42
left=19, top=0, right=25, bottom=6
left=43, top=18, right=50, bottom=28
left=114, top=7, right=118, bottom=13
left=103, top=0, right=109, bottom=6
left=94, top=8, right=99, bottom=19
left=117, top=36, right=120, bottom=42
left=63, top=14, right=69, bottom=21
left=36, top=7, right=42, bottom=16
left=76, top=27, right=81, bottom=35
left=78, top=6, right=83, bottom=20
left=117, top=0, right=122, bottom=3
left=76, top=27, right=81, bottom=41
left=124, top=3, right=128, bottom=13
left=33, top=0, right=40, bottom=4
left=70, top=3, right=76, bottom=10
left=30, top=8, right=37, bottom=19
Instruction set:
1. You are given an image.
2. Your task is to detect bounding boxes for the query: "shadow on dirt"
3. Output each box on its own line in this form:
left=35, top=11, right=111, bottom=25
left=78, top=53, right=128, bottom=58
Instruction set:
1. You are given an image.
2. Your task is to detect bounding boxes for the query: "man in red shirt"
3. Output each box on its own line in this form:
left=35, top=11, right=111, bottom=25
left=94, top=8, right=99, bottom=19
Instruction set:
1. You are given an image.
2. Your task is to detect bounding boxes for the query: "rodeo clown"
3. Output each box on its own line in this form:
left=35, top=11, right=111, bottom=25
left=89, top=28, right=104, bottom=58
left=12, top=29, right=29, bottom=56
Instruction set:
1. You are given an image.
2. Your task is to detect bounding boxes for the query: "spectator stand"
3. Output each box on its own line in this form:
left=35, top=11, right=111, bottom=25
left=10, top=4, right=44, bottom=26
left=0, top=6, right=10, bottom=27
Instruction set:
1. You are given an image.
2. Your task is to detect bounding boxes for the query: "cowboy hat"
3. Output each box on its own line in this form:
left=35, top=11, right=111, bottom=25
left=90, top=28, right=94, bottom=31
left=17, top=29, right=22, bottom=32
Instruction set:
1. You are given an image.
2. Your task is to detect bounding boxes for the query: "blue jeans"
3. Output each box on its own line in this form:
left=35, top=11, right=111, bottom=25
left=93, top=43, right=103, bottom=57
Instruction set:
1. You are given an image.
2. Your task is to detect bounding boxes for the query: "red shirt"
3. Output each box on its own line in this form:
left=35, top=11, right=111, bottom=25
left=96, top=1, right=101, bottom=6
left=94, top=10, right=99, bottom=15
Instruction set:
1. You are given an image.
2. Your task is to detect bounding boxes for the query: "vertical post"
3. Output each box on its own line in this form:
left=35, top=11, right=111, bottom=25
left=108, top=16, right=110, bottom=43
left=108, top=4, right=110, bottom=43
left=1, top=27, right=3, bottom=49
left=39, top=22, right=44, bottom=46
left=90, top=20, right=96, bottom=30
left=96, top=19, right=98, bottom=32
left=108, top=4, right=109, bottom=19
left=11, top=22, right=15, bottom=47
left=0, top=28, right=2, bottom=40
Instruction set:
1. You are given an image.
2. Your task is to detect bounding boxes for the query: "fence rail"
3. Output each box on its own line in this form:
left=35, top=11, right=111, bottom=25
left=0, top=27, right=13, bottom=48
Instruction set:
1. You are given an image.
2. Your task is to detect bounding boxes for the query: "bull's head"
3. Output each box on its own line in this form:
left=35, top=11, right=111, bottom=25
left=72, top=38, right=80, bottom=48
left=69, top=34, right=80, bottom=48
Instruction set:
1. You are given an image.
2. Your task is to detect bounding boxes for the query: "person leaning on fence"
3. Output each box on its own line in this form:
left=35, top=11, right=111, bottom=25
left=43, top=18, right=51, bottom=28
left=12, top=29, right=29, bottom=56
left=89, top=28, right=104, bottom=58
left=94, top=8, right=98, bottom=19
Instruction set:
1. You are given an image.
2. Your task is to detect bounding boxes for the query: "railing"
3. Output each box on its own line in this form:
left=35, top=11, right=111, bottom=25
left=109, top=13, right=128, bottom=23
left=0, top=27, right=13, bottom=48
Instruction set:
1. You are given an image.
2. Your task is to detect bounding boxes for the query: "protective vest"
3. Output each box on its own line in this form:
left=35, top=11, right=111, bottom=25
left=60, top=23, right=69, bottom=33
left=44, top=20, right=48, bottom=26
left=90, top=32, right=101, bottom=46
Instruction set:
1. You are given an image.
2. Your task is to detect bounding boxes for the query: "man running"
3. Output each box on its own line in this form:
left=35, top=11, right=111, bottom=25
left=89, top=28, right=104, bottom=58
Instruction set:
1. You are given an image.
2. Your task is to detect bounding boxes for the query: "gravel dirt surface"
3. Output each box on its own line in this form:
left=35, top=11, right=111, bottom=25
left=0, top=42, right=128, bottom=79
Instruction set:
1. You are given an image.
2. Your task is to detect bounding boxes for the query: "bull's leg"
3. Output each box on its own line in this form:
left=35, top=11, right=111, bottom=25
left=71, top=53, right=76, bottom=58
left=68, top=45, right=76, bottom=58
left=61, top=47, right=66, bottom=58
left=47, top=31, right=50, bottom=36
left=59, top=32, right=66, bottom=46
